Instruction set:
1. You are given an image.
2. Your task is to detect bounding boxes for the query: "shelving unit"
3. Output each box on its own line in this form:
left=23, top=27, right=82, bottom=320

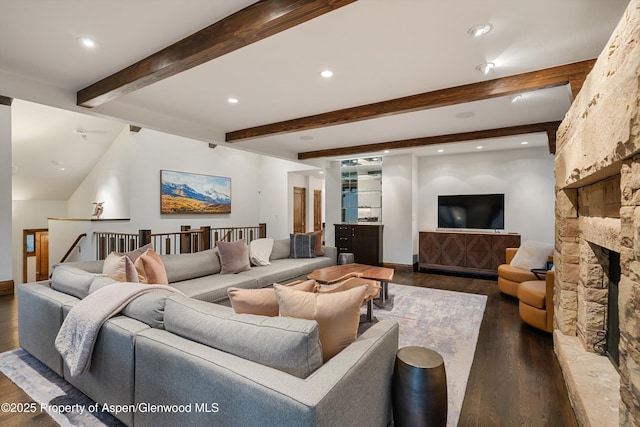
left=340, top=157, right=382, bottom=223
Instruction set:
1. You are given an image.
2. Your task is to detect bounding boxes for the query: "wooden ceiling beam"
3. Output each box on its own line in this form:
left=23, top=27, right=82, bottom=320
left=227, top=59, right=594, bottom=142
left=297, top=121, right=562, bottom=160
left=77, top=0, right=357, bottom=108
left=0, top=96, right=13, bottom=106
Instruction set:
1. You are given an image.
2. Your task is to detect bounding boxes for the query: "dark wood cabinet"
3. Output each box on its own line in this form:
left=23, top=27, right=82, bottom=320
left=335, top=224, right=383, bottom=266
left=419, top=231, right=520, bottom=274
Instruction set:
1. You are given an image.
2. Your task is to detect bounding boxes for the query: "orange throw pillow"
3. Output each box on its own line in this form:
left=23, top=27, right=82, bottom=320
left=274, top=284, right=367, bottom=361
left=228, top=280, right=317, bottom=317
left=134, top=248, right=169, bottom=285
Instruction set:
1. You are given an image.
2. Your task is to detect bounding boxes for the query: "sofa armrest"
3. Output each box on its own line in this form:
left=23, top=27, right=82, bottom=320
left=18, top=282, right=80, bottom=375
left=505, top=247, right=519, bottom=265
left=322, top=246, right=337, bottom=265
left=134, top=319, right=399, bottom=427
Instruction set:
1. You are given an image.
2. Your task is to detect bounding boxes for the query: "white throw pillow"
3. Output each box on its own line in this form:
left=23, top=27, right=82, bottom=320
left=510, top=241, right=554, bottom=270
left=250, top=238, right=274, bottom=266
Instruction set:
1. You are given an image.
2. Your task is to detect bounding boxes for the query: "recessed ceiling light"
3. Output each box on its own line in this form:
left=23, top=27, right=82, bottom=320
left=476, top=146, right=484, bottom=149
left=521, top=141, right=529, bottom=145
left=76, top=37, right=98, bottom=49
left=227, top=98, right=238, bottom=104
left=321, top=70, right=333, bottom=78
left=511, top=94, right=523, bottom=103
left=383, top=150, right=390, bottom=154
left=319, top=171, right=325, bottom=174
left=475, top=62, right=495, bottom=75
left=455, top=111, right=476, bottom=119
left=468, top=23, right=493, bottom=37
left=437, top=149, right=444, bottom=153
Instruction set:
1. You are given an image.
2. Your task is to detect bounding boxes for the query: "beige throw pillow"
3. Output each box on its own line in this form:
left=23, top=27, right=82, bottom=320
left=228, top=279, right=317, bottom=317
left=218, top=240, right=251, bottom=274
left=134, top=248, right=169, bottom=285
left=103, top=252, right=138, bottom=282
left=510, top=240, right=554, bottom=270
left=274, top=284, right=367, bottom=361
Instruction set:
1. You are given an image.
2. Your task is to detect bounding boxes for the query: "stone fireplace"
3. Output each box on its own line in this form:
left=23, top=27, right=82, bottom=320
left=554, top=1, right=640, bottom=425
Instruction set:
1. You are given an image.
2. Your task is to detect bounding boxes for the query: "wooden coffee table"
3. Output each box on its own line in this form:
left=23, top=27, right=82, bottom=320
left=308, top=263, right=394, bottom=306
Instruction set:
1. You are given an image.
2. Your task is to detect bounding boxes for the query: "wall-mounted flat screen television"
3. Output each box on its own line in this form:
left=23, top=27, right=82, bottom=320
left=438, top=194, right=504, bottom=230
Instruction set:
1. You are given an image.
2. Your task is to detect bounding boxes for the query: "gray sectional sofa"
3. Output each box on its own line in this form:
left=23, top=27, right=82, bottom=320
left=17, top=238, right=400, bottom=427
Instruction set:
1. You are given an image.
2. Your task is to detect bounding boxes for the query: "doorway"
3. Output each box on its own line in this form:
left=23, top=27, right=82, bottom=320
left=23, top=229, right=48, bottom=282
left=314, top=189, right=322, bottom=232
left=293, top=187, right=306, bottom=233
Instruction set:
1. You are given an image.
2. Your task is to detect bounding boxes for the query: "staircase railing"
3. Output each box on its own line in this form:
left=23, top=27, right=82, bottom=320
left=59, top=233, right=87, bottom=264
left=93, top=224, right=266, bottom=260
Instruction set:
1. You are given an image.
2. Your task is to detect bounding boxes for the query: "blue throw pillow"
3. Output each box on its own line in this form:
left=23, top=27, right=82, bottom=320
left=289, top=233, right=317, bottom=259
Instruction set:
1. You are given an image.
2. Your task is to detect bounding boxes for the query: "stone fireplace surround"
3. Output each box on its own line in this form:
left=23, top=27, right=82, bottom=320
left=554, top=1, right=640, bottom=425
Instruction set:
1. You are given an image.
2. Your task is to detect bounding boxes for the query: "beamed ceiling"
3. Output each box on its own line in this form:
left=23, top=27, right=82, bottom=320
left=1, top=0, right=631, bottom=196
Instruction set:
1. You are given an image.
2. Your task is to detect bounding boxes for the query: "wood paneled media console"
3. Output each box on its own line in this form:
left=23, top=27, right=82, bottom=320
left=419, top=231, right=520, bottom=275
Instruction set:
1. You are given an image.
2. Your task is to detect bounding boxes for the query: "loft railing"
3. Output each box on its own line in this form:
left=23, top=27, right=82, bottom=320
left=93, top=224, right=266, bottom=260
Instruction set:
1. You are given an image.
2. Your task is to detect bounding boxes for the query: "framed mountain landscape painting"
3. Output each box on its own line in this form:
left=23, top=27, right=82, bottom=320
left=161, top=170, right=231, bottom=214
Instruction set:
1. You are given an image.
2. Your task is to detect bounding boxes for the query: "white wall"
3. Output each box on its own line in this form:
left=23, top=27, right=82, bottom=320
left=257, top=157, right=319, bottom=239
left=324, top=161, right=342, bottom=247
left=0, top=104, right=12, bottom=283
left=417, top=147, right=555, bottom=243
left=382, top=154, right=418, bottom=265
left=68, top=126, right=130, bottom=218
left=12, top=200, right=67, bottom=284
left=55, top=128, right=322, bottom=263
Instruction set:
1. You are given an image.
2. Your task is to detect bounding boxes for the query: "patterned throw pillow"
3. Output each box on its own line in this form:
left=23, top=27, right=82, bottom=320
left=306, top=230, right=325, bottom=256
left=289, top=233, right=316, bottom=259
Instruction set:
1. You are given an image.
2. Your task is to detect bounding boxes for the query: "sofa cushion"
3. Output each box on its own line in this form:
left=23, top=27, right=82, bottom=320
left=518, top=280, right=546, bottom=309
left=249, top=238, right=273, bottom=266
left=497, top=264, right=538, bottom=283
left=169, top=274, right=258, bottom=303
left=274, top=284, right=367, bottom=362
left=270, top=238, right=290, bottom=260
left=218, top=240, right=251, bottom=274
left=51, top=264, right=107, bottom=299
left=164, top=295, right=323, bottom=378
left=289, top=233, right=316, bottom=259
left=510, top=241, right=554, bottom=270
left=122, top=290, right=176, bottom=328
left=227, top=279, right=317, bottom=316
left=134, top=248, right=168, bottom=285
left=160, top=248, right=221, bottom=283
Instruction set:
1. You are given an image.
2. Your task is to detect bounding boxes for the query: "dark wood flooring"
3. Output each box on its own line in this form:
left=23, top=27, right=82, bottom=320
left=0, top=271, right=577, bottom=426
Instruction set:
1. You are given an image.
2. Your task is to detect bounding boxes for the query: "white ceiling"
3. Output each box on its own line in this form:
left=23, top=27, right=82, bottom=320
left=0, top=0, right=630, bottom=199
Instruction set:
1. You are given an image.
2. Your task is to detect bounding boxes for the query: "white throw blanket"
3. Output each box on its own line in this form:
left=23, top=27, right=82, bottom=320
left=55, top=282, right=183, bottom=377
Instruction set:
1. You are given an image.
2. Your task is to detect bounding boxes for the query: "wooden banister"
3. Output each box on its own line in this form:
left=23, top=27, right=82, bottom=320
left=60, top=233, right=87, bottom=264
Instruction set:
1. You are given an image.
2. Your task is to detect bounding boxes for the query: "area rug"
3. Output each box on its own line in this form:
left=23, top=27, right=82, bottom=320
left=362, top=283, right=487, bottom=427
left=0, top=283, right=486, bottom=427
left=0, top=348, right=124, bottom=426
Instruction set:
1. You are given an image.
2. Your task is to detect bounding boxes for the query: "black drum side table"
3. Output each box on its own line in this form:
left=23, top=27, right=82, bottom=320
left=392, top=346, right=447, bottom=427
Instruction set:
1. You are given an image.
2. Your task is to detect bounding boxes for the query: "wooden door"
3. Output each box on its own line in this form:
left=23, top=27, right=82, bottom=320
left=313, top=189, right=322, bottom=232
left=293, top=187, right=306, bottom=233
left=23, top=228, right=48, bottom=283
left=36, top=231, right=49, bottom=281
